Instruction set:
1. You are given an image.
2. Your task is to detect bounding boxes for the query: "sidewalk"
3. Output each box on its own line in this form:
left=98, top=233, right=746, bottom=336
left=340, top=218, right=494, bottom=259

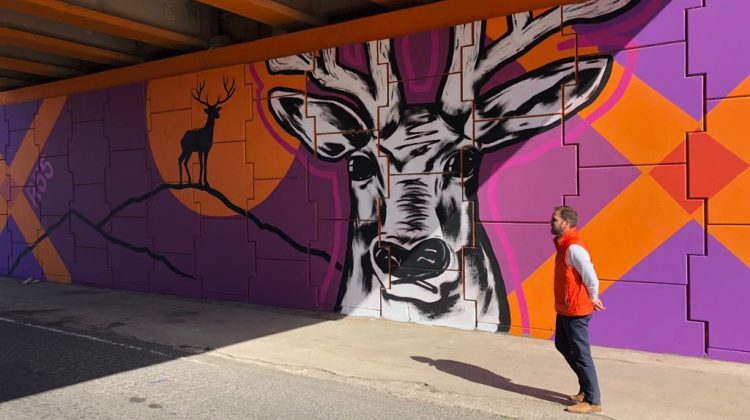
left=1, top=278, right=748, bottom=419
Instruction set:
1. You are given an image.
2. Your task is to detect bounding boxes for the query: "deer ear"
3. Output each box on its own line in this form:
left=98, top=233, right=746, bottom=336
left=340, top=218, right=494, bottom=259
left=268, top=88, right=370, bottom=161
left=474, top=56, right=612, bottom=151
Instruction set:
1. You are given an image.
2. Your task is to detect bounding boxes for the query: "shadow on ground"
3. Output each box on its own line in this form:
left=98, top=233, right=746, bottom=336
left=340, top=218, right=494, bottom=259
left=411, top=356, right=572, bottom=405
left=0, top=278, right=341, bottom=403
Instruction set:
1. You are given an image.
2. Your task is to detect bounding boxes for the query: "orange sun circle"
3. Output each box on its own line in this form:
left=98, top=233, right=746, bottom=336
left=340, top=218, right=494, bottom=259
left=146, top=63, right=303, bottom=216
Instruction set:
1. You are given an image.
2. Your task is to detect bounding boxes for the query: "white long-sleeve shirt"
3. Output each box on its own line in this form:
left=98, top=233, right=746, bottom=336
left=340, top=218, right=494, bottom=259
left=566, top=244, right=600, bottom=301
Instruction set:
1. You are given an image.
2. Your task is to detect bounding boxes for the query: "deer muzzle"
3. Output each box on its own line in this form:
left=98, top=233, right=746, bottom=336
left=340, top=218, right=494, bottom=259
left=373, top=238, right=452, bottom=293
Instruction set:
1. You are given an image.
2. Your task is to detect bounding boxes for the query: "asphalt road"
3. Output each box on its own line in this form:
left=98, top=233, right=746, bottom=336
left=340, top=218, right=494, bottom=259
left=0, top=316, right=506, bottom=419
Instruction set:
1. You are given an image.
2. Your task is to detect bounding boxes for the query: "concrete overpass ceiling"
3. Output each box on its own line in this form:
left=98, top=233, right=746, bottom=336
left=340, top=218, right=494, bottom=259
left=0, top=0, right=437, bottom=92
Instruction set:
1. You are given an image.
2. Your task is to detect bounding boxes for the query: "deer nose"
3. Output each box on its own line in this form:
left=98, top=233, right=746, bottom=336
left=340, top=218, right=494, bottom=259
left=373, top=238, right=451, bottom=280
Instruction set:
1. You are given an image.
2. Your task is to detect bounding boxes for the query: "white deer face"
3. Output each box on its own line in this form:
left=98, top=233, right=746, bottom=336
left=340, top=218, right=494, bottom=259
left=267, top=0, right=637, bottom=325
left=353, top=108, right=476, bottom=304
left=269, top=56, right=612, bottom=316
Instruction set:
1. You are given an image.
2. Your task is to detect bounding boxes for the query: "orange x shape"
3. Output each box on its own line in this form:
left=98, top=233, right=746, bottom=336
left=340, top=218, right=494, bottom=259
left=1, top=96, right=70, bottom=283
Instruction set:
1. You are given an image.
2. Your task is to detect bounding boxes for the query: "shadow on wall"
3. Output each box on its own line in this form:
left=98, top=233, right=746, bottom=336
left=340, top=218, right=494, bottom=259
left=411, top=356, right=571, bottom=405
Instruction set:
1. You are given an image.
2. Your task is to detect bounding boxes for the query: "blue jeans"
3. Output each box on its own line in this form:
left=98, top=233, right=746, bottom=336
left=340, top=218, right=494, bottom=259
left=555, top=314, right=601, bottom=405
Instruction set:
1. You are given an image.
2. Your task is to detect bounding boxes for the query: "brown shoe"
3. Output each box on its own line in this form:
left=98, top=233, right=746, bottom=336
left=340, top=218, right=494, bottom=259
left=565, top=402, right=603, bottom=414
left=569, top=392, right=585, bottom=403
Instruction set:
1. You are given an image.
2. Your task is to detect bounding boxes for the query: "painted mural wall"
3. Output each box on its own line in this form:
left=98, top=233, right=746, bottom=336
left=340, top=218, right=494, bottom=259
left=1, top=0, right=748, bottom=362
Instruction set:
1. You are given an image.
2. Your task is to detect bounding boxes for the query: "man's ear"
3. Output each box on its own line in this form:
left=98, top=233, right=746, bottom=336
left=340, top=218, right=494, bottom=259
left=474, top=55, right=612, bottom=152
left=268, top=88, right=372, bottom=161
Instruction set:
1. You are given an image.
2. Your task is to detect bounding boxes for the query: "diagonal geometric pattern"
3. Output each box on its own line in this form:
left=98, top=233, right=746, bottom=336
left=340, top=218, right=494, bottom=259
left=688, top=132, right=748, bottom=198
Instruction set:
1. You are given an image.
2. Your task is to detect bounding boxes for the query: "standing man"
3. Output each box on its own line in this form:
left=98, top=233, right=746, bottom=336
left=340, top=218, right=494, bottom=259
left=550, top=206, right=605, bottom=414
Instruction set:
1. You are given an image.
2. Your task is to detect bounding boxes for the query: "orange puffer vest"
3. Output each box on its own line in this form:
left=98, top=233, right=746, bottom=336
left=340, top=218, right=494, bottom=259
left=554, top=228, right=594, bottom=316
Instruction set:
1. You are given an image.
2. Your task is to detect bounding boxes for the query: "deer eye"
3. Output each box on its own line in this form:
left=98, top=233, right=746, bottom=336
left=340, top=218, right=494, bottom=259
left=348, top=155, right=377, bottom=181
left=445, top=150, right=477, bottom=178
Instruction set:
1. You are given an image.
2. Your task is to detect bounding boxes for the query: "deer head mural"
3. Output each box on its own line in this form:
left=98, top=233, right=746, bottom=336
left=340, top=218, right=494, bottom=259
left=178, top=77, right=236, bottom=186
left=268, top=0, right=638, bottom=330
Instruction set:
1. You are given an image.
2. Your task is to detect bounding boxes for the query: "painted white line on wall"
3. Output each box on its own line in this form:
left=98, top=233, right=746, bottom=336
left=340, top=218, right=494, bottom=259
left=0, top=316, right=170, bottom=358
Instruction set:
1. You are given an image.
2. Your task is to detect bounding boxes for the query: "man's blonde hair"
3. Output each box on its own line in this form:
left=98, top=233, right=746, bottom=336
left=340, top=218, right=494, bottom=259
left=554, top=206, right=578, bottom=227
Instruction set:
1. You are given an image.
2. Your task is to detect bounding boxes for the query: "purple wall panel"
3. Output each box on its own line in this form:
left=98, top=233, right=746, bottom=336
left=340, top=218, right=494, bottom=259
left=41, top=107, right=71, bottom=158
left=4, top=100, right=37, bottom=133
left=311, top=218, right=349, bottom=309
left=71, top=246, right=112, bottom=288
left=148, top=252, right=201, bottom=299
left=690, top=235, right=750, bottom=353
left=5, top=209, right=29, bottom=246
left=108, top=216, right=152, bottom=290
left=69, top=90, right=106, bottom=123
left=591, top=280, right=705, bottom=357
left=69, top=184, right=109, bottom=248
left=621, top=221, right=703, bottom=285
left=196, top=217, right=253, bottom=300
left=248, top=227, right=305, bottom=261
left=478, top=128, right=576, bottom=222
left=147, top=192, right=200, bottom=255
left=38, top=155, right=73, bottom=216
left=105, top=84, right=147, bottom=151
left=40, top=214, right=75, bottom=279
left=708, top=348, right=750, bottom=364
left=0, top=224, right=11, bottom=272
left=69, top=121, right=108, bottom=185
left=111, top=250, right=151, bottom=292
left=106, top=150, right=150, bottom=217
left=2, top=218, right=24, bottom=274
left=572, top=0, right=701, bottom=52
left=0, top=109, right=8, bottom=157
left=251, top=176, right=315, bottom=247
left=688, top=0, right=750, bottom=99
left=7, top=131, right=33, bottom=186
left=251, top=259, right=317, bottom=311
left=9, top=241, right=43, bottom=280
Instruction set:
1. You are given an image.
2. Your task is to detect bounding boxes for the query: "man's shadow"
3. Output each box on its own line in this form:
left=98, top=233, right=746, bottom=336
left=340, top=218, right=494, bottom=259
left=412, top=356, right=571, bottom=405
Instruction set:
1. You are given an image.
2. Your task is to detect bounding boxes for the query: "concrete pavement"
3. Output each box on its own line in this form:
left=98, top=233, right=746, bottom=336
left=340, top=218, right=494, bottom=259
left=0, top=318, right=505, bottom=420
left=1, top=277, right=748, bottom=419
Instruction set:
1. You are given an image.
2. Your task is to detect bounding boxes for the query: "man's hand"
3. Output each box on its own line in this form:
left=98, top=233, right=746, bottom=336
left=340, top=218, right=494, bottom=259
left=593, top=298, right=605, bottom=311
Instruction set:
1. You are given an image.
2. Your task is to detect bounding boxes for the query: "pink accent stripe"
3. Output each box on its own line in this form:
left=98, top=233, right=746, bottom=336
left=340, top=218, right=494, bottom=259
left=484, top=166, right=531, bottom=334
left=496, top=137, right=561, bottom=171
left=579, top=48, right=637, bottom=128
left=249, top=63, right=344, bottom=307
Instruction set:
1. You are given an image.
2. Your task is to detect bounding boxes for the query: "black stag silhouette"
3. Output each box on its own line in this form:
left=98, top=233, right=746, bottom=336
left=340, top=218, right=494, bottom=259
left=178, top=77, right=236, bottom=186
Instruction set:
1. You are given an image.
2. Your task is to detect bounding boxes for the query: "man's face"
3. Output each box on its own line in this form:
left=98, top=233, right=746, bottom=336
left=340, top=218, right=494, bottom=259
left=550, top=211, right=568, bottom=236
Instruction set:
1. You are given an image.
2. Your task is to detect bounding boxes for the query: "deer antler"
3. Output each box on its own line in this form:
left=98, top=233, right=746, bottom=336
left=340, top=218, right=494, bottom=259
left=442, top=0, right=638, bottom=114
left=268, top=41, right=400, bottom=129
left=368, top=40, right=401, bottom=131
left=192, top=80, right=212, bottom=107
left=268, top=53, right=314, bottom=73
left=213, top=77, right=236, bottom=106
